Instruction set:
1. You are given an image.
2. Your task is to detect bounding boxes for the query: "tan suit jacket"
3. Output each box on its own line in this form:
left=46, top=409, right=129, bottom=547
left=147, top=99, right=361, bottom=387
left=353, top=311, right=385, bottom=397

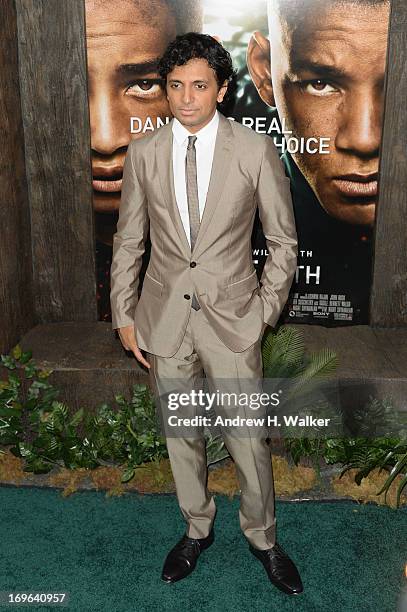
left=110, top=113, right=298, bottom=357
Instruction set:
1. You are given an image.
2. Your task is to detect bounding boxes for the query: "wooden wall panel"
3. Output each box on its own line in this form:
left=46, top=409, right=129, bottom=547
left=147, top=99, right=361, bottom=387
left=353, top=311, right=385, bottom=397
left=371, top=0, right=407, bottom=326
left=0, top=0, right=34, bottom=353
left=15, top=0, right=97, bottom=322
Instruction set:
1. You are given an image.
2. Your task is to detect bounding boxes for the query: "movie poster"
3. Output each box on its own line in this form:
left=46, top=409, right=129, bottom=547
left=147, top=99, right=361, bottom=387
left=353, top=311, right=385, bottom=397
left=85, top=0, right=390, bottom=327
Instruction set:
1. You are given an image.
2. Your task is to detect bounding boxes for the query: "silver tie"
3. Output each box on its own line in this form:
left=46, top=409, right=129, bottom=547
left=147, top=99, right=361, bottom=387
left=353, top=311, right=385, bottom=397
left=185, top=135, right=201, bottom=311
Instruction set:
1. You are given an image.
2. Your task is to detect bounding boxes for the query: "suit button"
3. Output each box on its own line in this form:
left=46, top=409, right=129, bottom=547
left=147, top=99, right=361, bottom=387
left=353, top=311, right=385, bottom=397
left=184, top=294, right=190, bottom=300
left=190, top=261, right=196, bottom=268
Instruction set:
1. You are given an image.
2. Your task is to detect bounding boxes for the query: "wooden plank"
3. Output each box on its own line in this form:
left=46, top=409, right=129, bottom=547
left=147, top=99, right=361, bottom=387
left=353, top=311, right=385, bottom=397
left=371, top=0, right=407, bottom=326
left=389, top=0, right=407, bottom=31
left=14, top=322, right=148, bottom=413
left=15, top=0, right=96, bottom=322
left=0, top=0, right=34, bottom=353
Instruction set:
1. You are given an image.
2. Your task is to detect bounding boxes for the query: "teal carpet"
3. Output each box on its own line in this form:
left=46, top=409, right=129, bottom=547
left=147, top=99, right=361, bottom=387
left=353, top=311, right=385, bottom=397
left=0, top=486, right=406, bottom=612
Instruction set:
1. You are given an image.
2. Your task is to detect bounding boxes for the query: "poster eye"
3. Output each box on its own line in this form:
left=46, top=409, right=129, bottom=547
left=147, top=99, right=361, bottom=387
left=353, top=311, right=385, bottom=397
left=127, top=80, right=162, bottom=97
left=304, top=80, right=336, bottom=95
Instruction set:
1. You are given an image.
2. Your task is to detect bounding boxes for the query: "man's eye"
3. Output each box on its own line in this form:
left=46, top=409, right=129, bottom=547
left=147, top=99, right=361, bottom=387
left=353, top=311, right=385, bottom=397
left=302, top=80, right=337, bottom=96
left=127, top=79, right=162, bottom=97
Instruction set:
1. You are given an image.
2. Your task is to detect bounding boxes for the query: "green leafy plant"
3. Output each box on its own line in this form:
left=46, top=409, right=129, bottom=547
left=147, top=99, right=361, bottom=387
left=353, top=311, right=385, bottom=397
left=324, top=435, right=407, bottom=507
left=262, top=325, right=338, bottom=397
left=205, top=431, right=229, bottom=466
left=0, top=345, right=168, bottom=483
left=0, top=345, right=231, bottom=483
left=2, top=336, right=406, bottom=506
left=262, top=325, right=339, bottom=475
left=285, top=397, right=407, bottom=507
left=262, top=326, right=407, bottom=506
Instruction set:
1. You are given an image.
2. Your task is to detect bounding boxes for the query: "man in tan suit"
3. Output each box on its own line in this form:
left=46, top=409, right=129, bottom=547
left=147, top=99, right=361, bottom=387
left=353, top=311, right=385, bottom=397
left=110, top=33, right=303, bottom=595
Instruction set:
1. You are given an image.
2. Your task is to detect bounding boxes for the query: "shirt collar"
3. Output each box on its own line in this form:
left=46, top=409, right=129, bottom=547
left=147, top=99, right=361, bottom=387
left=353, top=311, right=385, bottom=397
left=172, top=110, right=219, bottom=147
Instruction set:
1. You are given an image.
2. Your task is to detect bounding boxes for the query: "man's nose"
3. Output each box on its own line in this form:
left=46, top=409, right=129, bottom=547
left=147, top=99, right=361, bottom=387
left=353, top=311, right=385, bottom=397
left=89, top=91, right=129, bottom=155
left=335, top=90, right=382, bottom=158
left=181, top=85, right=194, bottom=105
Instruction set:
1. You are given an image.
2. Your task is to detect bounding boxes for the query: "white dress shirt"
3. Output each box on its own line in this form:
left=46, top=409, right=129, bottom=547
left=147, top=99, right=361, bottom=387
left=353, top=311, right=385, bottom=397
left=172, top=110, right=219, bottom=246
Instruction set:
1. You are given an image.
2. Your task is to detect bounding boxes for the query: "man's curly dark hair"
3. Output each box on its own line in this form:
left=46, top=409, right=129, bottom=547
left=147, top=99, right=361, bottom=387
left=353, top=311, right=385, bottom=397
left=157, top=32, right=237, bottom=109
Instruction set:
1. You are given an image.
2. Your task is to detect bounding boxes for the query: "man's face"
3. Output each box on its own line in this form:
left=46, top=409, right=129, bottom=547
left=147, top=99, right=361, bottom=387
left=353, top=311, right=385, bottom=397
left=85, top=0, right=176, bottom=214
left=166, top=58, right=227, bottom=133
left=248, top=2, right=389, bottom=226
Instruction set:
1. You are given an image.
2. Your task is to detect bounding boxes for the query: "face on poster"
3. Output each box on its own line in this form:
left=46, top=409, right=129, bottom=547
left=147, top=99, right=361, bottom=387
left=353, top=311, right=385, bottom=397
left=85, top=0, right=390, bottom=325
left=84, top=0, right=201, bottom=319
left=85, top=0, right=201, bottom=235
left=247, top=0, right=389, bottom=228
left=206, top=0, right=390, bottom=325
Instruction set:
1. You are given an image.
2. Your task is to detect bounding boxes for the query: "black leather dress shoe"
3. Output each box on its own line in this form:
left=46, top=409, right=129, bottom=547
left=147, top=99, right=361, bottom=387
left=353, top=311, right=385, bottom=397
left=249, top=542, right=303, bottom=595
left=161, top=530, right=214, bottom=583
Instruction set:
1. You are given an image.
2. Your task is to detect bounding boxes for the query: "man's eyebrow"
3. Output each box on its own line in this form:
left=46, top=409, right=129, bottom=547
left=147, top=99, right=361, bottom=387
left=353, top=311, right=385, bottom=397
left=168, top=79, right=209, bottom=84
left=117, top=59, right=161, bottom=76
left=291, top=60, right=347, bottom=79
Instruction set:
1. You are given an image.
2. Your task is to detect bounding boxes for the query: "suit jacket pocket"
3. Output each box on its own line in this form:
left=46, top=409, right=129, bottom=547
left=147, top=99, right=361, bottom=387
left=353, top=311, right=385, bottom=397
left=226, top=270, right=259, bottom=299
left=142, top=271, right=164, bottom=297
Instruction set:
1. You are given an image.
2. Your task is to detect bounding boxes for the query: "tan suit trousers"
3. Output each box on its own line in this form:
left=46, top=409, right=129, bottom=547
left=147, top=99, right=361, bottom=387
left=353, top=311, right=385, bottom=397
left=147, top=307, right=276, bottom=550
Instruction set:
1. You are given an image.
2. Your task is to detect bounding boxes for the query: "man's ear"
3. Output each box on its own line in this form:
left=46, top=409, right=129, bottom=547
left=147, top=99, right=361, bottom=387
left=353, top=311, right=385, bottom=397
left=217, top=79, right=228, bottom=104
left=247, top=31, right=275, bottom=107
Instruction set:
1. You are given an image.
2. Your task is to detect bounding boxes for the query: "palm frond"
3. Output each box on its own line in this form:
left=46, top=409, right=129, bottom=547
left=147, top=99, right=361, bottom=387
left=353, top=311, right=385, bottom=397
left=286, top=349, right=338, bottom=401
left=262, top=326, right=306, bottom=378
left=205, top=432, right=230, bottom=466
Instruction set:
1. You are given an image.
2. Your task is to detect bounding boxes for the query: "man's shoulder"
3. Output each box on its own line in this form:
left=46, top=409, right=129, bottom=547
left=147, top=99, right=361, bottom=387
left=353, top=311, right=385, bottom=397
left=128, top=121, right=172, bottom=155
left=228, top=117, right=268, bottom=147
left=227, top=118, right=271, bottom=163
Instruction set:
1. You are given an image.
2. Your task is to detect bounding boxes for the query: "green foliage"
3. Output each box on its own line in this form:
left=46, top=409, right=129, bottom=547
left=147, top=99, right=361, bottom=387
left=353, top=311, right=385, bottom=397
left=262, top=326, right=407, bottom=507
left=2, top=335, right=406, bottom=506
left=0, top=345, right=168, bottom=482
left=261, top=326, right=339, bottom=476
left=331, top=436, right=407, bottom=507
left=205, top=431, right=230, bottom=466
left=284, top=399, right=407, bottom=507
left=262, top=326, right=338, bottom=398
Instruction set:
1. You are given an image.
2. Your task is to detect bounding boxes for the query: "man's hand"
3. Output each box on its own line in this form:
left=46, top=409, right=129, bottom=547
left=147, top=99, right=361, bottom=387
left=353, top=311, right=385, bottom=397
left=117, top=325, right=150, bottom=369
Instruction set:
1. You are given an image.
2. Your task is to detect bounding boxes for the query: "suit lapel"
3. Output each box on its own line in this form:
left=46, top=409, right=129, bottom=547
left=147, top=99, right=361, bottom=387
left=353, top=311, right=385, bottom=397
left=192, top=113, right=234, bottom=256
left=156, top=124, right=191, bottom=255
